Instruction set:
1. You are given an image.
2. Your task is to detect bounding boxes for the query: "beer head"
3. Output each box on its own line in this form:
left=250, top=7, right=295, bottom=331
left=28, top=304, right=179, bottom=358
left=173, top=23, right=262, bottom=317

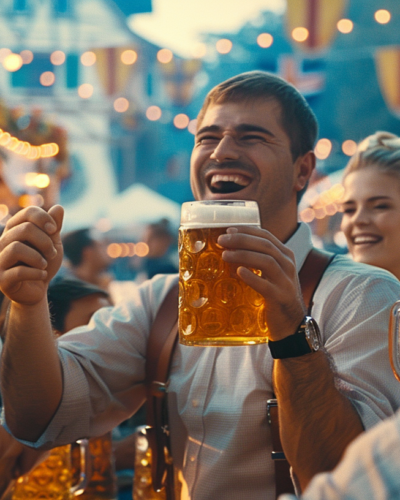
left=180, top=200, right=260, bottom=228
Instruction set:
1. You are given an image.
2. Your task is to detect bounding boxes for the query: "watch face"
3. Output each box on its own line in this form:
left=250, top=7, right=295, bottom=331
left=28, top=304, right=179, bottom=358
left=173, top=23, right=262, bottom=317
left=304, top=317, right=321, bottom=351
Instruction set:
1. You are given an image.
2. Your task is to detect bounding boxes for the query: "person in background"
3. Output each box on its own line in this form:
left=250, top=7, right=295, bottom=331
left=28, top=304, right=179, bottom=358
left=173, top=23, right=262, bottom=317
left=61, top=228, right=113, bottom=291
left=140, top=218, right=178, bottom=280
left=1, top=71, right=400, bottom=500
left=341, top=131, right=400, bottom=281
left=47, top=276, right=139, bottom=499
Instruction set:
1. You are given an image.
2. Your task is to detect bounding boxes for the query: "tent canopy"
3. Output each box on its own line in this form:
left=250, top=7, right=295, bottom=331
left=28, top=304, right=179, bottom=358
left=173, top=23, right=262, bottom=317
left=106, top=183, right=182, bottom=229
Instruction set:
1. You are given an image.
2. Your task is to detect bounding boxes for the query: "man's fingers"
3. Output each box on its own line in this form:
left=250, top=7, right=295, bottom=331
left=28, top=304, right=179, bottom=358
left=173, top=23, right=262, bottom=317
left=2, top=267, right=47, bottom=289
left=0, top=242, right=48, bottom=271
left=4, top=206, right=58, bottom=235
left=47, top=205, right=64, bottom=242
left=0, top=225, right=58, bottom=262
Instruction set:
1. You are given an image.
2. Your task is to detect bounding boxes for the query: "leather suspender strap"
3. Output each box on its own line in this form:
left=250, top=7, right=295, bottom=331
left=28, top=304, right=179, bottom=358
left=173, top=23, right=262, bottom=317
left=299, top=248, right=336, bottom=315
left=145, top=283, right=179, bottom=499
left=269, top=247, right=335, bottom=499
left=145, top=248, right=335, bottom=499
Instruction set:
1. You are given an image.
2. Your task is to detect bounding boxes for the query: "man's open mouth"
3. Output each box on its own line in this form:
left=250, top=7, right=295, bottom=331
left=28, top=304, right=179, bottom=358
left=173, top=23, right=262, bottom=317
left=209, top=174, right=251, bottom=194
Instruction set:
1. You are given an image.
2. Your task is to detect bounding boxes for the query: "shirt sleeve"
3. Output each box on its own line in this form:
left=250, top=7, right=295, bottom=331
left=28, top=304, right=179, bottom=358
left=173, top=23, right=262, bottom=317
left=14, top=274, right=178, bottom=449
left=313, top=258, right=400, bottom=430
left=279, top=410, right=400, bottom=500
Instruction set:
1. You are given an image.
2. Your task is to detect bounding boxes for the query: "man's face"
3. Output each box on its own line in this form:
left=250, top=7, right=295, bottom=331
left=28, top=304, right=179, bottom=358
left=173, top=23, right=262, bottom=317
left=190, top=99, right=309, bottom=238
left=63, top=293, right=112, bottom=332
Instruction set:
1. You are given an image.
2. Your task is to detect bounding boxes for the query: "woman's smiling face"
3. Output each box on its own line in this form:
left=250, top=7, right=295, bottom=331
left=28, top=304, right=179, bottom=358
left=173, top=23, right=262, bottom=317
left=341, top=167, right=400, bottom=279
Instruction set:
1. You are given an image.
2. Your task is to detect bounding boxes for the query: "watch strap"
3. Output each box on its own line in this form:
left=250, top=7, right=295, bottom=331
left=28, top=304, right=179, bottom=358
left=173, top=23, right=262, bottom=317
left=268, top=326, right=312, bottom=359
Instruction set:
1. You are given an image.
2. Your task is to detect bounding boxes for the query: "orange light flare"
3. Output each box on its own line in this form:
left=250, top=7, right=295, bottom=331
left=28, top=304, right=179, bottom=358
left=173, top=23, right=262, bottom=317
left=257, top=33, right=273, bottom=48
left=375, top=9, right=391, bottom=24
left=342, top=140, right=357, bottom=156
left=157, top=49, right=173, bottom=64
left=292, top=27, right=309, bottom=42
left=314, top=139, right=332, bottom=160
left=337, top=19, right=354, bottom=34
left=173, top=114, right=189, bottom=129
left=216, top=39, right=232, bottom=54
left=121, top=50, right=137, bottom=65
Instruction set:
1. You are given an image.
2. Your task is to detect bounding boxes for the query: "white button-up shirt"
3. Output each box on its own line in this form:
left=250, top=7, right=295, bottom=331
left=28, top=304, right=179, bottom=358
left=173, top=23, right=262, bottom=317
left=9, top=223, right=400, bottom=500
left=280, top=408, right=400, bottom=500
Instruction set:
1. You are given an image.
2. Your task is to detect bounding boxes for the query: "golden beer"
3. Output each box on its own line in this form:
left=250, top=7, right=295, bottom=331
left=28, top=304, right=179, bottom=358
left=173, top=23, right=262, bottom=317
left=12, top=444, right=87, bottom=500
left=179, top=201, right=268, bottom=346
left=71, top=432, right=117, bottom=500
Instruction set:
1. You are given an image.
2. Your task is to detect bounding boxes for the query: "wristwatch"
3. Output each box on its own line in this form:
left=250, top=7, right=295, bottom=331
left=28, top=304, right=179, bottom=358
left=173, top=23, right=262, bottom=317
left=268, top=316, right=322, bottom=359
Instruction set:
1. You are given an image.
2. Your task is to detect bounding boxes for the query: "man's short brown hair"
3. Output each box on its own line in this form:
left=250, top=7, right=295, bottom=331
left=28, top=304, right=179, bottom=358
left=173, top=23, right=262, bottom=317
left=197, top=71, right=318, bottom=162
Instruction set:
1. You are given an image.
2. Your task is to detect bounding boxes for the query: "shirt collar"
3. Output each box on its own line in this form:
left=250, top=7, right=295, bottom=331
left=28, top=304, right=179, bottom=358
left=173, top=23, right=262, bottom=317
left=284, top=222, right=314, bottom=273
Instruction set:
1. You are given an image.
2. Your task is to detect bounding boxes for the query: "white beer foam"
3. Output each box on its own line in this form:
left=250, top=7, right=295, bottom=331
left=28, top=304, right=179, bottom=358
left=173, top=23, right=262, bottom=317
left=180, top=200, right=260, bottom=228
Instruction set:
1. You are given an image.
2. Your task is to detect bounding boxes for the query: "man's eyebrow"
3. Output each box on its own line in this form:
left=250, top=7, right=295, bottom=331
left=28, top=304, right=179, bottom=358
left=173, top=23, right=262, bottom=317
left=196, top=123, right=275, bottom=137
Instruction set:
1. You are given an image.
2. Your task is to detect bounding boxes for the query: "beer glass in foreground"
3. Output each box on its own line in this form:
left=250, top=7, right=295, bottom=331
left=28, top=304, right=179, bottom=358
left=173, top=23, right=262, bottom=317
left=389, top=300, right=400, bottom=381
left=179, top=200, right=268, bottom=346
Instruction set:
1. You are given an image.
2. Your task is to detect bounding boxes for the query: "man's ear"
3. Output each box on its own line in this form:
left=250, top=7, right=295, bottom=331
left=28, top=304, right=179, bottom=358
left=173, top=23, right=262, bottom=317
left=294, top=150, right=316, bottom=193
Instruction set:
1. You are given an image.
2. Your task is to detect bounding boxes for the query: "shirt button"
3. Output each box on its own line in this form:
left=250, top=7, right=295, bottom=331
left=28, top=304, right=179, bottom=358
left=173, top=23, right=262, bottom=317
left=192, top=399, right=199, bottom=407
left=190, top=456, right=196, bottom=462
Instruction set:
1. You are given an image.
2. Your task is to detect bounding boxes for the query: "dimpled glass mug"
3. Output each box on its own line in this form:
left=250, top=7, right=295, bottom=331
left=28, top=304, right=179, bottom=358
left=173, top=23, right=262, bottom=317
left=178, top=200, right=269, bottom=346
left=12, top=441, right=89, bottom=500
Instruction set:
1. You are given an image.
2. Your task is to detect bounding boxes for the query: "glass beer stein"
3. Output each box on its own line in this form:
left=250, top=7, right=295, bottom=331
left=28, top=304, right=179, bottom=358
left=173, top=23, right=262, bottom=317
left=12, top=440, right=89, bottom=500
left=71, top=432, right=118, bottom=500
left=179, top=200, right=268, bottom=346
left=389, top=300, right=400, bottom=381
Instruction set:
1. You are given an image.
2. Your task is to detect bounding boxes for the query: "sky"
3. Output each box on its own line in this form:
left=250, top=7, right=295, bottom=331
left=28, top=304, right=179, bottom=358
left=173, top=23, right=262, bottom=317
left=129, top=0, right=286, bottom=57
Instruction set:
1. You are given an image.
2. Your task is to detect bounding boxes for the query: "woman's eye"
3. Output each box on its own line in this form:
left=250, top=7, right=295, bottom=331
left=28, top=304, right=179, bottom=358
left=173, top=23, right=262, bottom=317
left=342, top=207, right=355, bottom=215
left=374, top=204, right=390, bottom=210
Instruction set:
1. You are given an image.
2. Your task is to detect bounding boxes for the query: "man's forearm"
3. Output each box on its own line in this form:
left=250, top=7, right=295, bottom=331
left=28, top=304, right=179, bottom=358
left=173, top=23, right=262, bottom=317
left=1, top=298, right=63, bottom=442
left=274, top=350, right=364, bottom=491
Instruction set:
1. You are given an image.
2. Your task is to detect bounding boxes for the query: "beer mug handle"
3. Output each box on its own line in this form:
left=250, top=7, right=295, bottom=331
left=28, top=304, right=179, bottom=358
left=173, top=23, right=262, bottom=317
left=70, top=438, right=90, bottom=496
left=389, top=300, right=400, bottom=382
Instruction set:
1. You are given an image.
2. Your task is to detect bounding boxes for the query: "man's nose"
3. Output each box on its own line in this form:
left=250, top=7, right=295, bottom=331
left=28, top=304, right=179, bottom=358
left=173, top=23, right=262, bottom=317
left=210, top=135, right=240, bottom=162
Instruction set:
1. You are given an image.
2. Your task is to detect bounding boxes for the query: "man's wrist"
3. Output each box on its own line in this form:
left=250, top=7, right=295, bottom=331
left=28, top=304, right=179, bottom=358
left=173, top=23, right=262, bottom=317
left=268, top=316, right=321, bottom=359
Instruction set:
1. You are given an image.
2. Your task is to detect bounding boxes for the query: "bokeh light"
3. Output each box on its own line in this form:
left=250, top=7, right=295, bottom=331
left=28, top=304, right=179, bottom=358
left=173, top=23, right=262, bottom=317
left=146, top=106, right=162, bottom=121
left=50, top=50, right=66, bottom=65
left=114, top=98, right=129, bottom=113
left=78, top=84, right=94, bottom=99
left=257, top=33, right=273, bottom=48
left=3, top=53, right=23, bottom=72
left=135, top=242, right=149, bottom=257
left=342, top=140, right=357, bottom=156
left=157, top=48, right=173, bottom=64
left=314, top=138, right=332, bottom=160
left=107, top=243, right=122, bottom=259
left=192, top=43, right=207, bottom=58
left=121, top=50, right=137, bottom=65
left=188, top=119, right=198, bottom=135
left=40, top=71, right=55, bottom=86
left=173, top=114, right=190, bottom=129
left=216, top=39, right=232, bottom=54
left=20, top=50, right=33, bottom=64
left=375, top=9, right=391, bottom=24
left=292, top=27, right=309, bottom=42
left=337, top=19, right=353, bottom=34
left=81, top=51, right=96, bottom=66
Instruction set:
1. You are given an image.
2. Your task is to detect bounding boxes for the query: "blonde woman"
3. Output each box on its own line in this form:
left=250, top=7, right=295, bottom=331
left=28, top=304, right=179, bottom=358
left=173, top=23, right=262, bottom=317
left=341, top=131, right=400, bottom=280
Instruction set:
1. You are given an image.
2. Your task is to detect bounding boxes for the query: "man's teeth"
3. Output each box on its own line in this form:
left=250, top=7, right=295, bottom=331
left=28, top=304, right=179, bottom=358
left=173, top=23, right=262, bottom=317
left=210, top=174, right=250, bottom=187
left=353, top=236, right=380, bottom=244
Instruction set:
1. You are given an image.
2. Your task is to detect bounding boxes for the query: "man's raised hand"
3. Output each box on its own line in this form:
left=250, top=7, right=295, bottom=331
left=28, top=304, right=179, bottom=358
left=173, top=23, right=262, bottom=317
left=0, top=205, right=64, bottom=305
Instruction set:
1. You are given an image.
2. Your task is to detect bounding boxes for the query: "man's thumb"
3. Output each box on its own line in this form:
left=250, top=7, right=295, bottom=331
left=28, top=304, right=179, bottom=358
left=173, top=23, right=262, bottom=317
left=48, top=205, right=64, bottom=233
